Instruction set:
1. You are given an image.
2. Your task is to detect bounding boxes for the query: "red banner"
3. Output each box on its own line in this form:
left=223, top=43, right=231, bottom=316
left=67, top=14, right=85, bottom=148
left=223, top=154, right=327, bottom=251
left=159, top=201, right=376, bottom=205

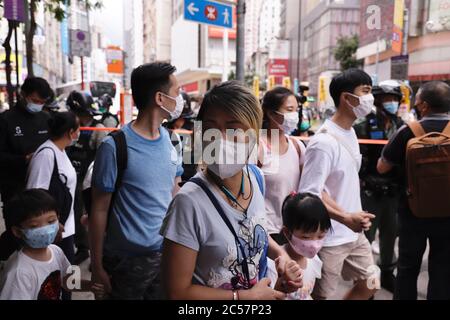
left=268, top=59, right=289, bottom=77
left=182, top=82, right=199, bottom=93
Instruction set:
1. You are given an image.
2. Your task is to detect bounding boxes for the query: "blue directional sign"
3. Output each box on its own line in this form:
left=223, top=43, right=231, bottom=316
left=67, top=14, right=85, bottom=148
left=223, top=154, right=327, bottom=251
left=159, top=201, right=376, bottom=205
left=184, top=0, right=234, bottom=29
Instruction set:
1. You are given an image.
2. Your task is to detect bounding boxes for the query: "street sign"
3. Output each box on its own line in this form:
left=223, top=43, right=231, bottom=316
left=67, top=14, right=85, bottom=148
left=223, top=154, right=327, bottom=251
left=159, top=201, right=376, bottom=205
left=184, top=0, right=234, bottom=29
left=70, top=29, right=92, bottom=57
left=4, top=0, right=26, bottom=23
left=391, top=55, right=409, bottom=80
left=106, top=46, right=124, bottom=74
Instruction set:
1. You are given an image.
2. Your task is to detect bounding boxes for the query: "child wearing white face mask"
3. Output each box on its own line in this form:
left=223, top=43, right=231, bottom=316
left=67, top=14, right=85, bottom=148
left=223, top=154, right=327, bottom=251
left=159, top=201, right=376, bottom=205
left=279, top=192, right=331, bottom=300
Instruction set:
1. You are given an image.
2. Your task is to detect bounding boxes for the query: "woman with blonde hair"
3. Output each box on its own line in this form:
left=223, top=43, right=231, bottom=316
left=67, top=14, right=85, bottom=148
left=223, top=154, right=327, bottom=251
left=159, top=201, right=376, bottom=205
left=160, top=81, right=302, bottom=300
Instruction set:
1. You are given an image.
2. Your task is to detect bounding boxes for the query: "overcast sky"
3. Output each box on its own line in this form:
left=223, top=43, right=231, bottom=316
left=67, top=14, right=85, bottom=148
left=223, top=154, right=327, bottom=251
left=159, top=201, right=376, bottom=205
left=92, top=0, right=123, bottom=47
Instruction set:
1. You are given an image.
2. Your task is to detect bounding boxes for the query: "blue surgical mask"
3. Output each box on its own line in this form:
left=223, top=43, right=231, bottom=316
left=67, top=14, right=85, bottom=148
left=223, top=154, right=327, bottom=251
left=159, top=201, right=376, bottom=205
left=383, top=101, right=399, bottom=115
left=21, top=222, right=59, bottom=249
left=26, top=102, right=44, bottom=114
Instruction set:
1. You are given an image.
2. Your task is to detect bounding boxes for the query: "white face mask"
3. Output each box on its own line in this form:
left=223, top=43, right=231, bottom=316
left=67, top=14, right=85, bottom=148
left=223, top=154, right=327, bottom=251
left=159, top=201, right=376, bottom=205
left=208, top=139, right=255, bottom=179
left=160, top=93, right=184, bottom=121
left=348, top=93, right=375, bottom=119
left=276, top=111, right=299, bottom=134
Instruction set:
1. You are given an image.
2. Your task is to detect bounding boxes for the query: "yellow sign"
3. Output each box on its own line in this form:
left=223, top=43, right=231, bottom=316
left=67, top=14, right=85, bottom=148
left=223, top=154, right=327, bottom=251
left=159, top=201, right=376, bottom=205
left=394, top=0, right=405, bottom=29
left=268, top=76, right=276, bottom=91
left=318, top=77, right=327, bottom=103
left=282, top=77, right=291, bottom=90
left=400, top=84, right=411, bottom=111
left=253, top=76, right=260, bottom=99
left=0, top=53, right=23, bottom=85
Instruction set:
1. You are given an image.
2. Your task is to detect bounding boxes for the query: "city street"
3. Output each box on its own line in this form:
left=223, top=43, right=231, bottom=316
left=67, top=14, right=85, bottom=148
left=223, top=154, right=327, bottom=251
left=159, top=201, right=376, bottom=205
left=1, top=0, right=449, bottom=304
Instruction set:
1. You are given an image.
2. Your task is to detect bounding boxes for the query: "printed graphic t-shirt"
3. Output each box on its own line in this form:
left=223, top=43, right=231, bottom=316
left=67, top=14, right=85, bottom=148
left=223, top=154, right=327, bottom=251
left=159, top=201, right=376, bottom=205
left=160, top=168, right=269, bottom=290
left=0, top=245, right=71, bottom=300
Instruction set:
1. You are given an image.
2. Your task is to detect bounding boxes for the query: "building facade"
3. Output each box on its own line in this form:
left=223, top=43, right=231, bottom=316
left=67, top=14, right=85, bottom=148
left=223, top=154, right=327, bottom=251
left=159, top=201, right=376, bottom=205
left=244, top=0, right=263, bottom=64
left=357, top=0, right=450, bottom=91
left=123, top=0, right=144, bottom=89
left=142, top=0, right=172, bottom=63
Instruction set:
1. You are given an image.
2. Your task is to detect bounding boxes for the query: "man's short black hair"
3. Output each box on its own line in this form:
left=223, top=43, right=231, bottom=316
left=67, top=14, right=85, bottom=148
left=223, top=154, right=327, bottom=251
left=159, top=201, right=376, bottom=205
left=419, top=81, right=450, bottom=113
left=21, top=77, right=53, bottom=100
left=4, top=189, right=58, bottom=229
left=131, top=62, right=177, bottom=110
left=330, top=69, right=372, bottom=108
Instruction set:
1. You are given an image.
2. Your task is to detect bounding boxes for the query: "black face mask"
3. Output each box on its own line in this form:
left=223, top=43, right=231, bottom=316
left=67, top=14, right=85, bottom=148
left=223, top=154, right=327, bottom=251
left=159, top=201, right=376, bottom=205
left=414, top=106, right=423, bottom=120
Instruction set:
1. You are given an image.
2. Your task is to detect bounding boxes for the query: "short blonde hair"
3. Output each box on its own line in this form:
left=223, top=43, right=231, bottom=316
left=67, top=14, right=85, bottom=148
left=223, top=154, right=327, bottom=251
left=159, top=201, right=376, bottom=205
left=198, top=81, right=263, bottom=137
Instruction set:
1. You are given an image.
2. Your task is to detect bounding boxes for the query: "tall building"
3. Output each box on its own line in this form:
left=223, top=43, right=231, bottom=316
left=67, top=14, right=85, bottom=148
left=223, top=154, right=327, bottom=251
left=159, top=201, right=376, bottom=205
left=244, top=0, right=263, bottom=63
left=142, top=0, right=172, bottom=63
left=123, top=0, right=144, bottom=88
left=357, top=0, right=450, bottom=91
left=279, top=0, right=301, bottom=40
left=258, top=0, right=281, bottom=49
left=288, top=0, right=361, bottom=98
left=89, top=24, right=110, bottom=82
left=171, top=0, right=236, bottom=95
left=33, top=3, right=64, bottom=86
left=246, top=0, right=282, bottom=83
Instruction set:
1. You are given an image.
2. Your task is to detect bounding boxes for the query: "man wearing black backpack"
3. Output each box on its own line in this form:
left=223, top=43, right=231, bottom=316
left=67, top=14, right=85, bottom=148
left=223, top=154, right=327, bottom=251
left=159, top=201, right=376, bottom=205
left=378, top=81, right=450, bottom=300
left=89, top=62, right=184, bottom=300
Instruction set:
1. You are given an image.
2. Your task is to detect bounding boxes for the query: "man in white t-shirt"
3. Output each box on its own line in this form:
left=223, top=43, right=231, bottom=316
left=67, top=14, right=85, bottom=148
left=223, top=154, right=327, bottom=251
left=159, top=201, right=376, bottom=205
left=299, top=69, right=378, bottom=300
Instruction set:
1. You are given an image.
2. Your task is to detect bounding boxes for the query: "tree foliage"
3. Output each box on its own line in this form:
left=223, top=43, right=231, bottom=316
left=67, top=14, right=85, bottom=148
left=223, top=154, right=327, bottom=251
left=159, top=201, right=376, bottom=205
left=334, top=35, right=363, bottom=71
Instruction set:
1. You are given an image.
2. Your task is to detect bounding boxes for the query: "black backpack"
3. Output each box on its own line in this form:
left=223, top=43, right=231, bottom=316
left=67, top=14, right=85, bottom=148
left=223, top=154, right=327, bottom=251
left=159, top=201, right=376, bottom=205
left=36, top=148, right=73, bottom=225
left=82, top=130, right=127, bottom=216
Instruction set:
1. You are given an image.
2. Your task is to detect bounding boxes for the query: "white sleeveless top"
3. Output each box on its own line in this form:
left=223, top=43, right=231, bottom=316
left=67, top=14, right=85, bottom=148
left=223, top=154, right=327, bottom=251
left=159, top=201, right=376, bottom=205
left=260, top=136, right=306, bottom=234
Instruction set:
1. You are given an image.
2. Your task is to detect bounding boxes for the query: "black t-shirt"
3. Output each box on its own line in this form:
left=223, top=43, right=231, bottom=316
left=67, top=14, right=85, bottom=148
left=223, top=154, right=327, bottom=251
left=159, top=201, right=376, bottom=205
left=382, top=114, right=450, bottom=218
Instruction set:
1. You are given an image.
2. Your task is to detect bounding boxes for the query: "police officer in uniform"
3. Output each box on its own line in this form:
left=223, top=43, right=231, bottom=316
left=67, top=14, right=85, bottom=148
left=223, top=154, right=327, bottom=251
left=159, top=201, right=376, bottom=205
left=98, top=93, right=119, bottom=128
left=354, top=80, right=404, bottom=292
left=66, top=91, right=107, bottom=265
left=0, top=77, right=53, bottom=260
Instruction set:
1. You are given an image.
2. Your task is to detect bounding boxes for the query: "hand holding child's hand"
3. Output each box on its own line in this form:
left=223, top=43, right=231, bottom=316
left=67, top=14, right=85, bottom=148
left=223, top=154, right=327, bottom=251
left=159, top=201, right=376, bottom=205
left=275, top=258, right=303, bottom=294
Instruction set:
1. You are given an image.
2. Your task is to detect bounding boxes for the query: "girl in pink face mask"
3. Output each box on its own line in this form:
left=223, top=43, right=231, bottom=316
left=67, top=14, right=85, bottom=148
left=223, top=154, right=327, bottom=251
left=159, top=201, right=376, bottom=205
left=280, top=193, right=332, bottom=300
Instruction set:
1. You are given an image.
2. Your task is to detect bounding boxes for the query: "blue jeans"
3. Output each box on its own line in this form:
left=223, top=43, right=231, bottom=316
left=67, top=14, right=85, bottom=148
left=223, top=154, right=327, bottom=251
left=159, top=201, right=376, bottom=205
left=395, top=211, right=450, bottom=300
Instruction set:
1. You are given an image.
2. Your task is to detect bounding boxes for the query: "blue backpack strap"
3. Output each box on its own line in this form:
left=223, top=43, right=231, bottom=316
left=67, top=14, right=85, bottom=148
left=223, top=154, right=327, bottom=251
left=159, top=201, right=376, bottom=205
left=248, top=164, right=265, bottom=196
left=190, top=173, right=269, bottom=282
left=247, top=165, right=268, bottom=278
left=190, top=177, right=252, bottom=287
